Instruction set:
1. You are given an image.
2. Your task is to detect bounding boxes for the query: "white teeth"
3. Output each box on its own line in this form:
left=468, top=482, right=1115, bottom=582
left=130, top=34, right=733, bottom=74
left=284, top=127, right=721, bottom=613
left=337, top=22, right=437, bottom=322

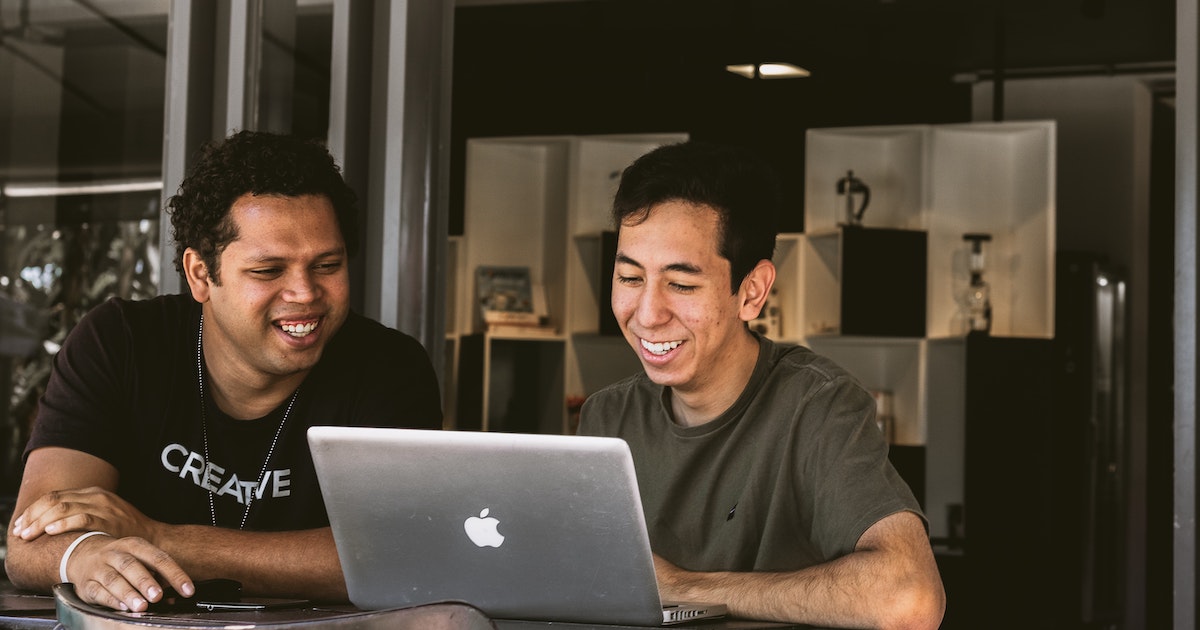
left=640, top=339, right=681, bottom=356
left=281, top=321, right=317, bottom=337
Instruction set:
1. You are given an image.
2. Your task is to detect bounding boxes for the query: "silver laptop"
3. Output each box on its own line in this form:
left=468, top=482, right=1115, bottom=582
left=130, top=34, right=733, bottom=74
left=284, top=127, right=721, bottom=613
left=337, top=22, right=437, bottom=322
left=307, top=426, right=727, bottom=626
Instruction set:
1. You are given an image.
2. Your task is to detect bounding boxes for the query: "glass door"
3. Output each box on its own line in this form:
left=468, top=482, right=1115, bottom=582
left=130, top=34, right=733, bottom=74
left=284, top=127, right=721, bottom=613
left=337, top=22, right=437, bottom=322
left=0, top=0, right=168, bottom=496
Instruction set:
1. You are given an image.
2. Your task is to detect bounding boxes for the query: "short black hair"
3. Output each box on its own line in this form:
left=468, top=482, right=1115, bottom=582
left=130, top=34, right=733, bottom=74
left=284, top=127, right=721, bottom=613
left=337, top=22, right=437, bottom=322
left=612, top=140, right=780, bottom=293
left=166, top=130, right=357, bottom=283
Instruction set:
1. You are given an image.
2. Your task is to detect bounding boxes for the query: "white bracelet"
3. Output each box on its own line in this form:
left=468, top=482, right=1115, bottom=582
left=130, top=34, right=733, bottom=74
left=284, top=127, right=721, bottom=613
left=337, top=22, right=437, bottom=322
left=58, top=531, right=110, bottom=584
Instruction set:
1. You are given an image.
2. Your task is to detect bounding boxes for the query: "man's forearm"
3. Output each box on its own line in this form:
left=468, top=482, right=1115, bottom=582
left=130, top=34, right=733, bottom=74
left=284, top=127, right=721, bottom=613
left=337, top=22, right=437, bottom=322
left=657, top=549, right=943, bottom=630
left=5, top=530, right=86, bottom=592
left=155, top=525, right=347, bottom=601
left=659, top=556, right=873, bottom=627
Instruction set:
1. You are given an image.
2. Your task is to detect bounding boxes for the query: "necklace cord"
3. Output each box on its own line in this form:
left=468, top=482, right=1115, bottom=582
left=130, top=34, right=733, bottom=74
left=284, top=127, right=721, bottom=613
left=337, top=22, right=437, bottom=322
left=197, top=314, right=299, bottom=530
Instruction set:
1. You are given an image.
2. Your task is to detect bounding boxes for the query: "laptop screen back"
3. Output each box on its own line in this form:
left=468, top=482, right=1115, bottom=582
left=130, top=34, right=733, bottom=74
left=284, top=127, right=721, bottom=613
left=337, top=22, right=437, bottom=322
left=307, top=427, right=665, bottom=625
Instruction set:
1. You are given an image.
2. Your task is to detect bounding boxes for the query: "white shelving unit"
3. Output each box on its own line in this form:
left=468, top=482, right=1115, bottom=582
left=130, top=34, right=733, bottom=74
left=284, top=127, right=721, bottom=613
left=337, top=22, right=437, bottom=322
left=447, top=122, right=1055, bottom=533
left=924, top=337, right=967, bottom=539
left=925, top=122, right=1056, bottom=339
left=451, top=132, right=687, bottom=433
left=804, top=124, right=929, bottom=235
left=773, top=120, right=1057, bottom=448
left=765, top=233, right=807, bottom=342
left=789, top=121, right=1056, bottom=539
left=800, top=120, right=1056, bottom=341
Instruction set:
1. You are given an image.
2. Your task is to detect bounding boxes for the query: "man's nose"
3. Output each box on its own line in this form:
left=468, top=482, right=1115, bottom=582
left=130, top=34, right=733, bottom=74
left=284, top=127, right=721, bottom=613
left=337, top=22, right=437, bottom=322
left=283, top=270, right=321, bottom=302
left=634, top=284, right=671, bottom=328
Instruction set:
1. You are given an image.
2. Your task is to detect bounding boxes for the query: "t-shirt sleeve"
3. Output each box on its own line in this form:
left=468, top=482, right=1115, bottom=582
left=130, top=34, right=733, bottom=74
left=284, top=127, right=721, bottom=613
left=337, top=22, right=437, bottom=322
left=576, top=376, right=644, bottom=438
left=25, top=298, right=129, bottom=463
left=577, top=393, right=608, bottom=436
left=798, top=374, right=923, bottom=558
left=315, top=315, right=444, bottom=430
left=380, top=333, right=443, bottom=429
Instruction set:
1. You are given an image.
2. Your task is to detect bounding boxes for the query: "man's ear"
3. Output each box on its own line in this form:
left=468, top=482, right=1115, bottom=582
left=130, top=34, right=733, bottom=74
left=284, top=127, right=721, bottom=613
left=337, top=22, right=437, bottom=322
left=737, top=259, right=776, bottom=322
left=182, top=248, right=212, bottom=303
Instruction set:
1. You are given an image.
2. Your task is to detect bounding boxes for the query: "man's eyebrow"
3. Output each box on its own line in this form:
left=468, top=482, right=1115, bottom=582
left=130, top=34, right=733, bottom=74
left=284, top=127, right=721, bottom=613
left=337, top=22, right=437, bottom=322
left=241, top=254, right=286, bottom=264
left=615, top=253, right=643, bottom=268
left=616, top=253, right=702, bottom=275
left=664, top=262, right=702, bottom=275
left=243, top=248, right=345, bottom=264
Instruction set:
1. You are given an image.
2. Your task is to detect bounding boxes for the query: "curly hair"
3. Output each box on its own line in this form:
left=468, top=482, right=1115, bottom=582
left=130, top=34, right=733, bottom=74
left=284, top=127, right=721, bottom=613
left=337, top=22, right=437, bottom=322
left=166, top=130, right=358, bottom=283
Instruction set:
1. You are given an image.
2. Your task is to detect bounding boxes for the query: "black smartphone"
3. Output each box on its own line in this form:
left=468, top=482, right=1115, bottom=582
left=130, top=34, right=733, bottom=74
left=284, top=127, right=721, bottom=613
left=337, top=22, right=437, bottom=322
left=194, top=597, right=311, bottom=611
left=147, top=578, right=244, bottom=612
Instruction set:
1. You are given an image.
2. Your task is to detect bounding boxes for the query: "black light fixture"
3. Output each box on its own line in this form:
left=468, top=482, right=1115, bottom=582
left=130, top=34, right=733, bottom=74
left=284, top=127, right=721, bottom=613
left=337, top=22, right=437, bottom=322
left=725, top=62, right=810, bottom=79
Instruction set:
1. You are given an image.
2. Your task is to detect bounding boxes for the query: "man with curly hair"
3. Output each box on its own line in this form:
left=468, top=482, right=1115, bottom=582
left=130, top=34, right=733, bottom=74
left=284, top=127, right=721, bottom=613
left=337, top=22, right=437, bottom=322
left=5, top=131, right=442, bottom=611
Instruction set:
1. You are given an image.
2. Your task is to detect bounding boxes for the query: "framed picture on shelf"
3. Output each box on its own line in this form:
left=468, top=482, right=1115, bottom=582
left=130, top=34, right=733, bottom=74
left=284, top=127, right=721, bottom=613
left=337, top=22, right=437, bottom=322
left=475, top=265, right=545, bottom=328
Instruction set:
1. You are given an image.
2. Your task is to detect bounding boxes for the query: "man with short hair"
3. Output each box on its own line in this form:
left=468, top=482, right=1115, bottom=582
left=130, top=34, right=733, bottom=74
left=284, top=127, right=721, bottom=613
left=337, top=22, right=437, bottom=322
left=579, top=140, right=946, bottom=629
left=6, top=131, right=442, bottom=612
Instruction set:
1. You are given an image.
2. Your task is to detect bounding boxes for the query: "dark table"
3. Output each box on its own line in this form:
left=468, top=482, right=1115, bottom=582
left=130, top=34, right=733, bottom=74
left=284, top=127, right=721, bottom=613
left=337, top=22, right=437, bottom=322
left=494, top=621, right=802, bottom=630
left=0, top=582, right=809, bottom=630
left=0, top=589, right=54, bottom=629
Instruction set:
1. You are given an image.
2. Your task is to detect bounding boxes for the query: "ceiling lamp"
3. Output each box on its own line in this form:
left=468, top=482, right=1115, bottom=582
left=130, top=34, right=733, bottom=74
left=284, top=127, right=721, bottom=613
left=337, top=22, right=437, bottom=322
left=2, top=178, right=163, bottom=198
left=726, top=62, right=810, bottom=79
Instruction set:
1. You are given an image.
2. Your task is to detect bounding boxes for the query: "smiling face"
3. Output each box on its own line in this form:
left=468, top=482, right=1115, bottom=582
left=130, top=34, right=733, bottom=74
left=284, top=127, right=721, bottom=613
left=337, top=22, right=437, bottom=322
left=612, top=201, right=773, bottom=421
left=185, top=193, right=350, bottom=393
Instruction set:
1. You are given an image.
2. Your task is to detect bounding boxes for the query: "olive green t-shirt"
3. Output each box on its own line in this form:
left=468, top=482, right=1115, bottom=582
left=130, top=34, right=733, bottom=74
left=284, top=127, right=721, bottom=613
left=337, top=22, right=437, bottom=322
left=578, top=335, right=922, bottom=572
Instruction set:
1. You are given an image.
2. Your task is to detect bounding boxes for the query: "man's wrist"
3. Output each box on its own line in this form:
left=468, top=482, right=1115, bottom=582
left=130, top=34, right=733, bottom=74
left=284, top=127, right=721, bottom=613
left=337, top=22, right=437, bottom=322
left=58, top=531, right=110, bottom=583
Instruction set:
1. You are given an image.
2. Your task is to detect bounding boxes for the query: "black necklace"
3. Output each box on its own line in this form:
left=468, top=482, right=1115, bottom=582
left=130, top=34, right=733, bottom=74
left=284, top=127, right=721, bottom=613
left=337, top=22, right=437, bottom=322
left=196, top=314, right=299, bottom=530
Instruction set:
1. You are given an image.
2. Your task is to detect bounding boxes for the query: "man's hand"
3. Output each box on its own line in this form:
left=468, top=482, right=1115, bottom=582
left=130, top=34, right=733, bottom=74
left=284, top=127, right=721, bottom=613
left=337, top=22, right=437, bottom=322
left=6, top=448, right=348, bottom=606
left=11, top=486, right=162, bottom=543
left=58, top=532, right=194, bottom=612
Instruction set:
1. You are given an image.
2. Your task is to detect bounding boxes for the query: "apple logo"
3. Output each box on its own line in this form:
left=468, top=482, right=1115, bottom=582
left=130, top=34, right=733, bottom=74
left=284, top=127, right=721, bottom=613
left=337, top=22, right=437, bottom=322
left=463, top=508, right=505, bottom=548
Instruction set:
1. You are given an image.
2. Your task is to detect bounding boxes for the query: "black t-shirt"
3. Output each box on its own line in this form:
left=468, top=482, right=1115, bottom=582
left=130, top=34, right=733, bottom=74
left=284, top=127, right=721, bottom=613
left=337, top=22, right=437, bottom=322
left=26, top=294, right=442, bottom=531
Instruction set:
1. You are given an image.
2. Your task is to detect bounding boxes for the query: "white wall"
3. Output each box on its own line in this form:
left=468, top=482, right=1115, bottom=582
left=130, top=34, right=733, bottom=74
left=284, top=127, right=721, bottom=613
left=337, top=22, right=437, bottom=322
left=973, top=76, right=1157, bottom=272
